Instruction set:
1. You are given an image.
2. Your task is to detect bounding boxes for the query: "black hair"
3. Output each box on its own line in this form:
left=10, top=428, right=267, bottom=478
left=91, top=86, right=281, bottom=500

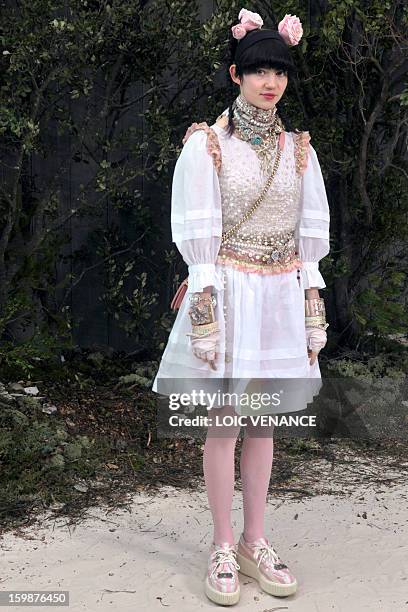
left=225, top=29, right=299, bottom=137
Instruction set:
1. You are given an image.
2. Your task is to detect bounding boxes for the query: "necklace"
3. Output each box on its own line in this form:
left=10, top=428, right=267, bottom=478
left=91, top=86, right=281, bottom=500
left=232, top=93, right=284, bottom=175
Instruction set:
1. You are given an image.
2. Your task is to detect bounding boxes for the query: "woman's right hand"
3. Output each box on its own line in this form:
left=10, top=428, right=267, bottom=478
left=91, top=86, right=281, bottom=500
left=306, top=327, right=327, bottom=365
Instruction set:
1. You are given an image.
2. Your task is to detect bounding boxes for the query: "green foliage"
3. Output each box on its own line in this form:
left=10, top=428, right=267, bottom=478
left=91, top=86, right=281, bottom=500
left=253, top=0, right=408, bottom=343
left=0, top=0, right=244, bottom=364
left=323, top=346, right=408, bottom=430
left=353, top=271, right=408, bottom=335
left=327, top=349, right=408, bottom=381
left=0, top=291, right=73, bottom=378
left=0, top=406, right=98, bottom=512
left=0, top=0, right=407, bottom=368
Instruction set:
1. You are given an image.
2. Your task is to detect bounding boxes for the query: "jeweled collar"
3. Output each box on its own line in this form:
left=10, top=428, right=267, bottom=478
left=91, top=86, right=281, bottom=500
left=233, top=93, right=278, bottom=130
left=230, top=93, right=284, bottom=175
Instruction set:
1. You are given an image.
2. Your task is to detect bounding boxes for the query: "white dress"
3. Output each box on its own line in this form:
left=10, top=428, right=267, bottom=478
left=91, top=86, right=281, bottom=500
left=152, top=110, right=330, bottom=414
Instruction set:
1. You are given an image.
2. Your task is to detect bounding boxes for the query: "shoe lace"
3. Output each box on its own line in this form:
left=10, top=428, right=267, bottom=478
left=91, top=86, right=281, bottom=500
left=252, top=541, right=287, bottom=570
left=210, top=548, right=240, bottom=580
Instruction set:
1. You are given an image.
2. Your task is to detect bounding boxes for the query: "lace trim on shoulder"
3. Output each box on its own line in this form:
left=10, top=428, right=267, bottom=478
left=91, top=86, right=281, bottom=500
left=293, top=131, right=311, bottom=176
left=181, top=122, right=222, bottom=175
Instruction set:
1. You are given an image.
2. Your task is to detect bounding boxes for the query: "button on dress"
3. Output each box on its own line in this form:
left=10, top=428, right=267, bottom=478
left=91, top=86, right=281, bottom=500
left=152, top=111, right=330, bottom=414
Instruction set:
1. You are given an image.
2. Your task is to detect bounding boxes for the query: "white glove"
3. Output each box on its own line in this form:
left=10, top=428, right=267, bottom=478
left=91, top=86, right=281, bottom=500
left=305, top=327, right=327, bottom=363
left=188, top=330, right=220, bottom=371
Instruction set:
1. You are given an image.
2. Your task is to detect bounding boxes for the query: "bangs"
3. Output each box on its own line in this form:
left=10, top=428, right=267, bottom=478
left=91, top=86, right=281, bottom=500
left=236, top=38, right=297, bottom=77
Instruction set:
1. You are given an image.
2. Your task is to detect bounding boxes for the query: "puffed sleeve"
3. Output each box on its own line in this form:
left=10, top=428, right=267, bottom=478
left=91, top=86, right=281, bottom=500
left=295, top=143, right=330, bottom=289
left=170, top=129, right=224, bottom=293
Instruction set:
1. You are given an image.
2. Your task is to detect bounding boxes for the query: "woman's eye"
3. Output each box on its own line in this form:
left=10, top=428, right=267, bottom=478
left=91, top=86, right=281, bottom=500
left=257, top=69, right=286, bottom=76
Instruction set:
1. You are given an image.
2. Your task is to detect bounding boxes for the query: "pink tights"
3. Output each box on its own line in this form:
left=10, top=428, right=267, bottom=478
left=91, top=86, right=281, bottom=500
left=203, top=404, right=275, bottom=546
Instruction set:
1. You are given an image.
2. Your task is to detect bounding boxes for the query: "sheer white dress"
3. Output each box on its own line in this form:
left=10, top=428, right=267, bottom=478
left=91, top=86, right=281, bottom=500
left=152, top=110, right=330, bottom=414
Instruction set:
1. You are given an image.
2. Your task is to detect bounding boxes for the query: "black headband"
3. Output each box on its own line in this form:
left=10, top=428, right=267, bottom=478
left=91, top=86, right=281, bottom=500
left=234, top=29, right=290, bottom=64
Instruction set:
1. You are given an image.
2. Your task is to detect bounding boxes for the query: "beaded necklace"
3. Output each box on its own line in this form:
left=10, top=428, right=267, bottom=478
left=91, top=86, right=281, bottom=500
left=232, top=93, right=284, bottom=175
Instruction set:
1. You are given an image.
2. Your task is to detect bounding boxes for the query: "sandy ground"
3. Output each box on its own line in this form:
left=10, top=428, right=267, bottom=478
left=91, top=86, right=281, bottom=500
left=1, top=480, right=407, bottom=612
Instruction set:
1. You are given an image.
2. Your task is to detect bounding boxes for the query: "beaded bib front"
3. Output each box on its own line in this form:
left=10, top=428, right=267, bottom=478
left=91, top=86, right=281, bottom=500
left=212, top=123, right=303, bottom=275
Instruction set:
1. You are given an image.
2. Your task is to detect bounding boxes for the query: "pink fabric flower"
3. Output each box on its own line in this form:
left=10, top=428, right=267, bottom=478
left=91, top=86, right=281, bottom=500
left=231, top=8, right=263, bottom=40
left=238, top=8, right=263, bottom=28
left=278, top=14, right=303, bottom=46
left=231, top=23, right=248, bottom=40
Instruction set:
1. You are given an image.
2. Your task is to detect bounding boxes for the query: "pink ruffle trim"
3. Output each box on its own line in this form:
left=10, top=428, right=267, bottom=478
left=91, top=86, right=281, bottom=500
left=181, top=121, right=311, bottom=176
left=182, top=122, right=222, bottom=174
left=294, top=132, right=311, bottom=175
left=216, top=256, right=303, bottom=275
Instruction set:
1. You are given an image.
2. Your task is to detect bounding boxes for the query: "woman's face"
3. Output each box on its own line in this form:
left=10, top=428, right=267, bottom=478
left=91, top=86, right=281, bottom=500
left=229, top=64, right=288, bottom=110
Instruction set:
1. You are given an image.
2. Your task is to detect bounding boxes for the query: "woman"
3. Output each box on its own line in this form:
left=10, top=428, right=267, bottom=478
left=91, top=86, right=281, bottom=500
left=152, top=8, right=330, bottom=606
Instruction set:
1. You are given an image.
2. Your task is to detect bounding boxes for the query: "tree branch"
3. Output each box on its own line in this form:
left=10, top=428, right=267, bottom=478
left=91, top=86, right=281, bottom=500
left=358, top=76, right=390, bottom=224
left=61, top=231, right=149, bottom=305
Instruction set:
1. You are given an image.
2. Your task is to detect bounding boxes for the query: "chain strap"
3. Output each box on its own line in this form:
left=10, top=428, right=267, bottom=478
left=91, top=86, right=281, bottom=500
left=221, top=144, right=282, bottom=243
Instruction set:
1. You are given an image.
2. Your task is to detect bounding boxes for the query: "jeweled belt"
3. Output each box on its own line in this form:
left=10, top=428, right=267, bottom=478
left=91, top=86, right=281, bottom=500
left=216, top=229, right=302, bottom=273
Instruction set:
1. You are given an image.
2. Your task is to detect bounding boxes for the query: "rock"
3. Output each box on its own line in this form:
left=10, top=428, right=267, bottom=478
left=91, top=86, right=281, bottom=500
left=42, top=404, right=58, bottom=415
left=23, top=386, right=40, bottom=395
left=0, top=389, right=15, bottom=405
left=73, top=482, right=88, bottom=493
left=8, top=382, right=25, bottom=392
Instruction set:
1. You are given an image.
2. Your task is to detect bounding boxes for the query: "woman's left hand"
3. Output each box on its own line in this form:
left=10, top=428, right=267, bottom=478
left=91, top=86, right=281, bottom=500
left=306, top=327, right=327, bottom=365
